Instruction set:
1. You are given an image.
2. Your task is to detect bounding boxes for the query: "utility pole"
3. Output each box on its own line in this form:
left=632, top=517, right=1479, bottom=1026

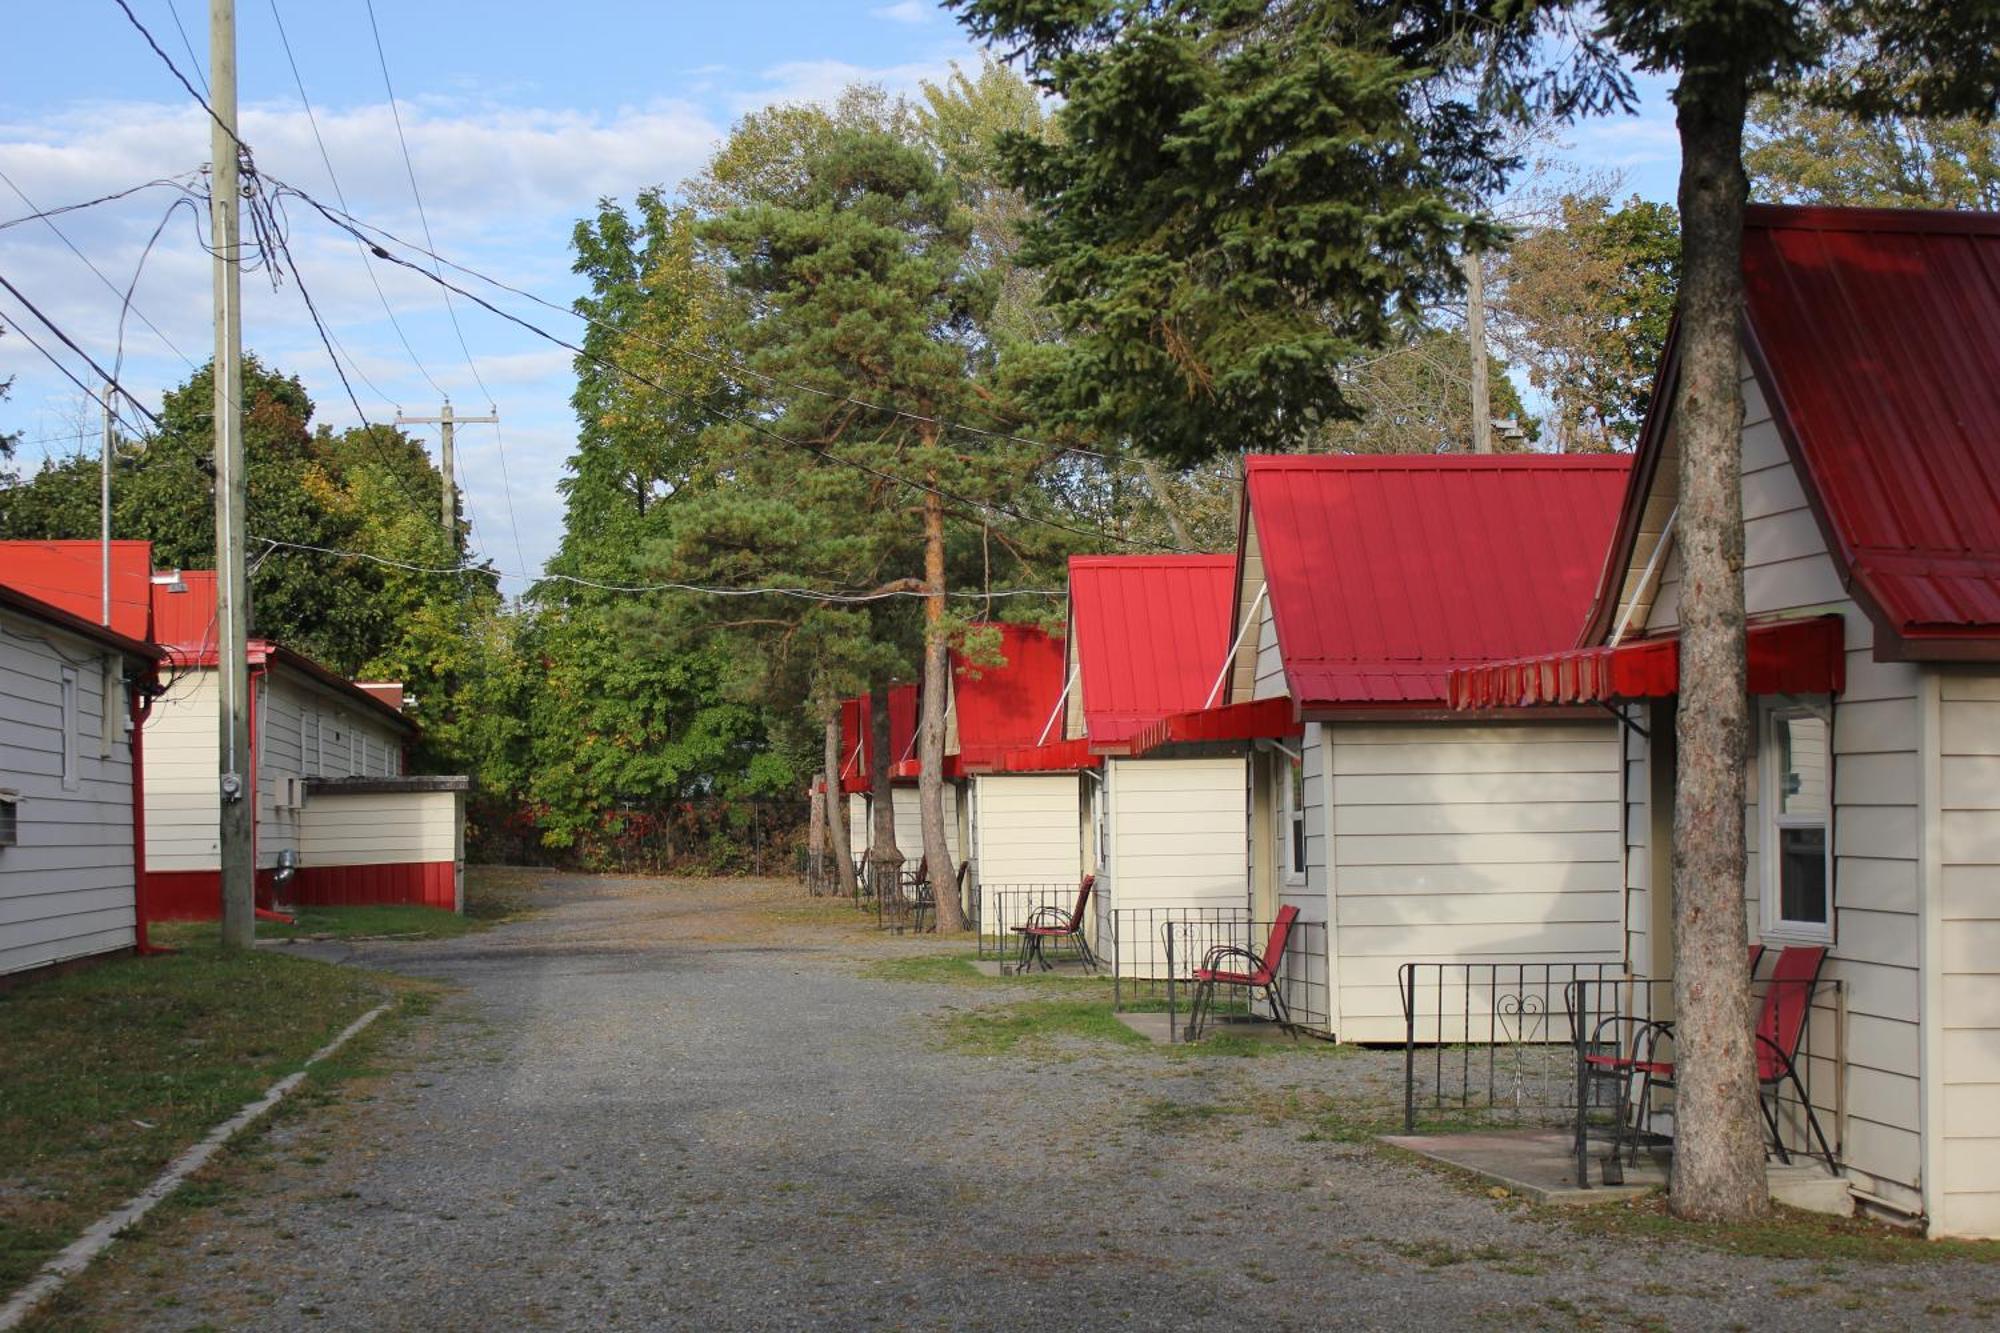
left=211, top=0, right=254, bottom=949
left=396, top=402, right=497, bottom=548
left=100, top=381, right=114, bottom=627
left=1465, top=251, right=1492, bottom=455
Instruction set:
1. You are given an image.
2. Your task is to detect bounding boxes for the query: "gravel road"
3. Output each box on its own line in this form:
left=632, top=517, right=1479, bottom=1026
left=43, top=873, right=2000, bottom=1331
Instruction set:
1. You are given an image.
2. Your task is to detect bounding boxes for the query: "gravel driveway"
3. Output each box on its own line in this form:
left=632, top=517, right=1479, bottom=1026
left=42, top=873, right=2000, bottom=1331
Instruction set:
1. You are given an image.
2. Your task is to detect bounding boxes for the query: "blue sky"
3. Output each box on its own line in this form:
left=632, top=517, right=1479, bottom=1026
left=0, top=3, right=1683, bottom=592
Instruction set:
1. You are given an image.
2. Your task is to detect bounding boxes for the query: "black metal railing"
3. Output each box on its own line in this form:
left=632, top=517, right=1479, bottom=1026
left=1118, top=913, right=1329, bottom=1043
left=1107, top=906, right=1251, bottom=998
left=1400, top=961, right=1627, bottom=1133
left=977, top=883, right=1091, bottom=963
left=1565, top=973, right=1846, bottom=1187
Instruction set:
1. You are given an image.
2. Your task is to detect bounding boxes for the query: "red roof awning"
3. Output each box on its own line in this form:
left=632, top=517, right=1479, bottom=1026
left=1127, top=697, right=1301, bottom=758
left=996, top=738, right=1101, bottom=773
left=1448, top=615, right=1847, bottom=711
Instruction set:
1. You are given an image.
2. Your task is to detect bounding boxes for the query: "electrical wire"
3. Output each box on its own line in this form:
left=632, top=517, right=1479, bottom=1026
left=161, top=0, right=209, bottom=96
left=268, top=0, right=444, bottom=405
left=0, top=166, right=199, bottom=369
left=0, top=175, right=206, bottom=233
left=289, top=190, right=1119, bottom=465
left=0, top=274, right=162, bottom=429
left=251, top=536, right=1066, bottom=602
left=279, top=183, right=1184, bottom=555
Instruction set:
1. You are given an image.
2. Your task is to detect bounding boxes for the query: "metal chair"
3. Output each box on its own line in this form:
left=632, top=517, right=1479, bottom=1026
left=1010, top=874, right=1096, bottom=973
left=1183, top=906, right=1300, bottom=1043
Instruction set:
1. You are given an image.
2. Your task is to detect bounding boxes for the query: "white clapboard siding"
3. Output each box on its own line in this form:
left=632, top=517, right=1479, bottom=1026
left=1937, top=671, right=2000, bottom=1237
left=299, top=790, right=460, bottom=865
left=1103, top=755, right=1248, bottom=976
left=1636, top=359, right=1927, bottom=1212
left=1327, top=718, right=1624, bottom=1043
left=1, top=608, right=138, bottom=975
left=973, top=772, right=1081, bottom=888
left=142, top=668, right=219, bottom=871
left=846, top=792, right=867, bottom=847
left=1252, top=596, right=1285, bottom=701
left=888, top=782, right=961, bottom=869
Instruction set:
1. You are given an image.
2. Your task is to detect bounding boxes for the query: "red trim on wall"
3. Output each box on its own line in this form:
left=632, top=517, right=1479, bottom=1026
left=143, top=861, right=457, bottom=919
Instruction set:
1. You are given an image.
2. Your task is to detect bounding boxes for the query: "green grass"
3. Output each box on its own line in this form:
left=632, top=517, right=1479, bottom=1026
left=253, top=905, right=476, bottom=941
left=938, top=998, right=1151, bottom=1055
left=1565, top=1195, right=2000, bottom=1264
left=0, top=937, right=398, bottom=1294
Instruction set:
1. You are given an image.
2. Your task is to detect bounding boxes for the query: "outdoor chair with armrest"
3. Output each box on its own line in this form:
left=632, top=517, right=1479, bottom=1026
left=1010, top=874, right=1096, bottom=974
left=1183, top=905, right=1300, bottom=1044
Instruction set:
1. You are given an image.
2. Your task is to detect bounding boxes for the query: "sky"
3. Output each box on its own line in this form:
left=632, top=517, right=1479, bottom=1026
left=0, top=2, right=1685, bottom=595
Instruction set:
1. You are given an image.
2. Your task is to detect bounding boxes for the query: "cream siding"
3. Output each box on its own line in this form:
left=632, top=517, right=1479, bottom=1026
left=0, top=609, right=138, bottom=975
left=889, top=782, right=961, bottom=870
left=1326, top=719, right=1623, bottom=1042
left=1102, top=755, right=1248, bottom=974
left=1935, top=670, right=2000, bottom=1237
left=846, top=792, right=867, bottom=848
left=1633, top=359, right=1927, bottom=1213
left=1227, top=520, right=1267, bottom=704
left=298, top=789, right=460, bottom=866
left=143, top=662, right=409, bottom=873
left=972, top=772, right=1084, bottom=934
left=1251, top=597, right=1285, bottom=702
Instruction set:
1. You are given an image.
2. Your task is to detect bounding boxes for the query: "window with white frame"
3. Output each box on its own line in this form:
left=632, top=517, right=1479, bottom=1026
left=1762, top=701, right=1832, bottom=941
left=1279, top=748, right=1306, bottom=884
left=59, top=666, right=80, bottom=790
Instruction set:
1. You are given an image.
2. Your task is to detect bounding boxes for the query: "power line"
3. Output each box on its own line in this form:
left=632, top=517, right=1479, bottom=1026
left=253, top=536, right=1066, bottom=602
left=0, top=168, right=201, bottom=370
left=279, top=183, right=1184, bottom=555
left=293, top=191, right=1118, bottom=465
left=0, top=175, right=205, bottom=234
left=0, top=274, right=162, bottom=428
left=267, top=0, right=445, bottom=403
left=161, top=0, right=209, bottom=95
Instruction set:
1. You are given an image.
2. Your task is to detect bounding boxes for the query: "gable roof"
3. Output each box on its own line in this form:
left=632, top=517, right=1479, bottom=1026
left=0, top=580, right=163, bottom=663
left=1244, top=454, right=1631, bottom=709
left=149, top=572, right=415, bottom=731
left=1582, top=204, right=2000, bottom=660
left=840, top=684, right=920, bottom=789
left=1067, top=554, right=1235, bottom=749
left=949, top=623, right=1067, bottom=773
left=0, top=540, right=156, bottom=641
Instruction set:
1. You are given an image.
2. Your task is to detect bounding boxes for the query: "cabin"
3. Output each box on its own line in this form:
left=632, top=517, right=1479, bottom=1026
left=1051, top=554, right=1241, bottom=973
left=0, top=573, right=163, bottom=977
left=934, top=623, right=1076, bottom=929
left=842, top=684, right=963, bottom=878
left=1132, top=456, right=1632, bottom=1038
left=139, top=570, right=467, bottom=917
left=1448, top=205, right=2000, bottom=1238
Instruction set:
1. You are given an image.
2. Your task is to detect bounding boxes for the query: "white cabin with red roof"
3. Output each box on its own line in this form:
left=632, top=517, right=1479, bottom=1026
left=0, top=564, right=163, bottom=976
left=1449, top=205, right=2000, bottom=1237
left=1179, top=455, right=1634, bottom=1042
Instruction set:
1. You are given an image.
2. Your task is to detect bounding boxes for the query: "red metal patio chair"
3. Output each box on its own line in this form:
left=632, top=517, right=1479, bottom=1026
left=1590, top=945, right=1834, bottom=1177
left=1010, top=874, right=1096, bottom=974
left=1183, top=906, right=1300, bottom=1043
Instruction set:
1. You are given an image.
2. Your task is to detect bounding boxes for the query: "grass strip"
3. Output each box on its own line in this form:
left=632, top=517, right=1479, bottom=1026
left=0, top=938, right=393, bottom=1294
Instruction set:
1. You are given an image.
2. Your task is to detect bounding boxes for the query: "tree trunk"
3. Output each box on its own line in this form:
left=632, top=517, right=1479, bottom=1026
left=920, top=479, right=966, bottom=931
left=807, top=772, right=826, bottom=891
left=1667, top=73, right=1769, bottom=1224
left=867, top=683, right=903, bottom=897
left=823, top=710, right=859, bottom=897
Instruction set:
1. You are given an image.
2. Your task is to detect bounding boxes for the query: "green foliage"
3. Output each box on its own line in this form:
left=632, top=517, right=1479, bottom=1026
left=1495, top=193, right=1680, bottom=452
left=951, top=0, right=1629, bottom=467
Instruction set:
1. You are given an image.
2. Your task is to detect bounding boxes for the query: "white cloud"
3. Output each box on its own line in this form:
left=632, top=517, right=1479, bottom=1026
left=871, top=0, right=934, bottom=23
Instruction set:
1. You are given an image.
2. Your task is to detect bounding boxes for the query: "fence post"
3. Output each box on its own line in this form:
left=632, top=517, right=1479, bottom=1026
left=1574, top=976, right=1592, bottom=1189
left=1402, top=964, right=1416, bottom=1133
left=1166, top=929, right=1177, bottom=1046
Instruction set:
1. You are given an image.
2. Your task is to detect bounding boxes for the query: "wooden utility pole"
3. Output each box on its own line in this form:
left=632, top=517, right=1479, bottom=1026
left=1465, top=251, right=1492, bottom=454
left=396, top=403, right=498, bottom=546
left=211, top=0, right=254, bottom=949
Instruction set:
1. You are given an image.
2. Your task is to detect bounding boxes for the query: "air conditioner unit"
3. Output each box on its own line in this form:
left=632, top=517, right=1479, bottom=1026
left=0, top=790, right=17, bottom=847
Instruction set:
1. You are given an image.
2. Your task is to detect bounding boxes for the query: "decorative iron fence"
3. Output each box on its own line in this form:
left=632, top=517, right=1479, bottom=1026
left=1114, top=912, right=1330, bottom=1043
left=1565, top=973, right=1846, bottom=1186
left=977, top=883, right=1092, bottom=964
left=1400, top=962, right=1627, bottom=1132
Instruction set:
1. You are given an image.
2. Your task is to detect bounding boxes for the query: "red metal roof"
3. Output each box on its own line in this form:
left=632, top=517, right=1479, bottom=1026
left=1068, top=554, right=1235, bottom=749
left=1737, top=205, right=2000, bottom=658
left=950, top=623, right=1067, bottom=772
left=0, top=580, right=163, bottom=662
left=0, top=539, right=155, bottom=640
left=997, top=738, right=1101, bottom=773
left=840, top=684, right=920, bottom=791
left=1245, top=455, right=1631, bottom=709
left=838, top=697, right=869, bottom=793
left=1449, top=615, right=1846, bottom=709
left=1127, top=697, right=1302, bottom=758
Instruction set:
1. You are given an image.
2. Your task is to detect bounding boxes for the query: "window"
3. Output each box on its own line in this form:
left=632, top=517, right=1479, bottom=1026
left=1762, top=702, right=1832, bottom=941
left=59, top=666, right=80, bottom=790
left=1279, top=749, right=1307, bottom=883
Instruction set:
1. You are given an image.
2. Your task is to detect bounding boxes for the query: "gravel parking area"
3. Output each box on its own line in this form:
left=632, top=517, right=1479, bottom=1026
left=36, top=873, right=2000, bottom=1331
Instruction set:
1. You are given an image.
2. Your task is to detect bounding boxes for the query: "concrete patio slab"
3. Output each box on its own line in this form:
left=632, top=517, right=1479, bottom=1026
left=1113, top=1010, right=1296, bottom=1046
left=1378, top=1128, right=1663, bottom=1205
